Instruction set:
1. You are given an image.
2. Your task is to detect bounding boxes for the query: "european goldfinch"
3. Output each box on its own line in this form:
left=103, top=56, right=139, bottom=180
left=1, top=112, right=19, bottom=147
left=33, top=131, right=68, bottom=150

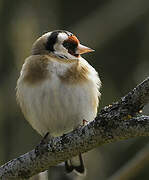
left=16, top=30, right=101, bottom=175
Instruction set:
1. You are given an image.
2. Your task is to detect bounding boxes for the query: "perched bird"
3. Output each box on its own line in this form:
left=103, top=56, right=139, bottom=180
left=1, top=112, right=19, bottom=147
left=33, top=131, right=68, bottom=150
left=16, top=30, right=101, bottom=175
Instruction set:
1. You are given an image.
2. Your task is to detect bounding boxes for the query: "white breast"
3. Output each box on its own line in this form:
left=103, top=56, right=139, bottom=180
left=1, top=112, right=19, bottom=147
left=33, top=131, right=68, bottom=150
left=17, top=57, right=101, bottom=137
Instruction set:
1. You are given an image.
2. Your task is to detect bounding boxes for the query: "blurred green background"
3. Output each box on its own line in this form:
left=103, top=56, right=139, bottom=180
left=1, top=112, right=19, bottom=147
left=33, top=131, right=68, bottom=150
left=1, top=0, right=149, bottom=179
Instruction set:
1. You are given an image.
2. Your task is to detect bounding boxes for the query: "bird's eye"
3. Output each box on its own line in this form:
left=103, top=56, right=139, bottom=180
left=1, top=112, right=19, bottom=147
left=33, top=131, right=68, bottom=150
left=62, top=41, right=71, bottom=49
left=63, top=40, right=77, bottom=52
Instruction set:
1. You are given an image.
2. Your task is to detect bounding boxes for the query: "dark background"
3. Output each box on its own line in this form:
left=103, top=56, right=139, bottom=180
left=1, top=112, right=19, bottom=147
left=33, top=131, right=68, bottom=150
left=1, top=0, right=149, bottom=179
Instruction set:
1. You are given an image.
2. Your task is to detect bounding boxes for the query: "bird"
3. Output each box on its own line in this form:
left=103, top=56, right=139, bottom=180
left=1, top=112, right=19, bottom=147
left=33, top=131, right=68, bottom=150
left=16, top=30, right=101, bottom=175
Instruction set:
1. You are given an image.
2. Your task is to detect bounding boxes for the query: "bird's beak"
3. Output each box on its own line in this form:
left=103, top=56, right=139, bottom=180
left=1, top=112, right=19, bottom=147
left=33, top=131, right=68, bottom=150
left=76, top=44, right=95, bottom=55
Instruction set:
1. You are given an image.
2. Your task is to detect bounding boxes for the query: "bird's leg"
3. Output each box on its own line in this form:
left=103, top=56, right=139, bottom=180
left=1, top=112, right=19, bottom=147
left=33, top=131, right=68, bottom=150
left=39, top=132, right=50, bottom=145
left=83, top=119, right=88, bottom=126
left=73, top=119, right=89, bottom=130
left=35, top=132, right=50, bottom=156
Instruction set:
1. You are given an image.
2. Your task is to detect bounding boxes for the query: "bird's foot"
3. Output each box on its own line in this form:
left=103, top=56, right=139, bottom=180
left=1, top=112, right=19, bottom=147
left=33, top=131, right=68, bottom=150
left=40, top=132, right=50, bottom=145
left=82, top=119, right=88, bottom=126
left=75, top=119, right=88, bottom=129
left=35, top=132, right=50, bottom=156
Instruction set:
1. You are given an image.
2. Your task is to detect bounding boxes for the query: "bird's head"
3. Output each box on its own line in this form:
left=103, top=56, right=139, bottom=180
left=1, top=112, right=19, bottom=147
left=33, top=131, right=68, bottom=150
left=32, top=30, right=94, bottom=60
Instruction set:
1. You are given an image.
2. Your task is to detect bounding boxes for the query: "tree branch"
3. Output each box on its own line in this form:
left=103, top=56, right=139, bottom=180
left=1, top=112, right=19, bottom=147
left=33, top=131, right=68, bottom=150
left=1, top=77, right=149, bottom=179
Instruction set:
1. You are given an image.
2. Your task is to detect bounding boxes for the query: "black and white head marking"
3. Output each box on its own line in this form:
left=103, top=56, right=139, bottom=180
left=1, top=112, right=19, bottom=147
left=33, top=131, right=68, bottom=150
left=44, top=30, right=79, bottom=59
left=32, top=30, right=93, bottom=58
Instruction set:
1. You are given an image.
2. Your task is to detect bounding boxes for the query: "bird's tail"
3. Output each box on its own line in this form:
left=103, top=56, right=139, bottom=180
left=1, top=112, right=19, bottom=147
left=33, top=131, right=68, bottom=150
left=65, top=153, right=86, bottom=175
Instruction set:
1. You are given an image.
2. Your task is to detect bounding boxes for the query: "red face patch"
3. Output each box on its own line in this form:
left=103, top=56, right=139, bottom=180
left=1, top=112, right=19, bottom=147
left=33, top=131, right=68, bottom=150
left=68, top=35, right=80, bottom=44
left=63, top=35, right=80, bottom=57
